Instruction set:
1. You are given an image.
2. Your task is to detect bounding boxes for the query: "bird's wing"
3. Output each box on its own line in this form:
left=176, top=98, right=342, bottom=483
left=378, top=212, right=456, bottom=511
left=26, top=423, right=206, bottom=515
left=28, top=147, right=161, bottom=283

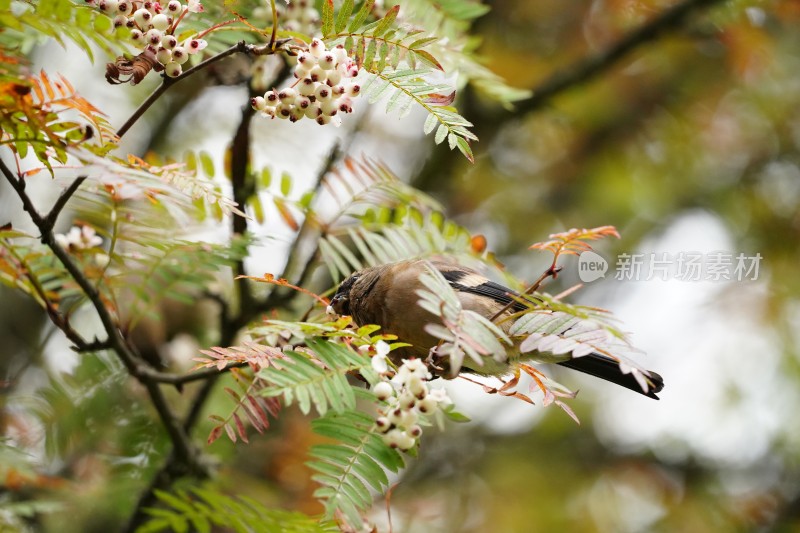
left=432, top=261, right=663, bottom=399
left=438, top=268, right=528, bottom=312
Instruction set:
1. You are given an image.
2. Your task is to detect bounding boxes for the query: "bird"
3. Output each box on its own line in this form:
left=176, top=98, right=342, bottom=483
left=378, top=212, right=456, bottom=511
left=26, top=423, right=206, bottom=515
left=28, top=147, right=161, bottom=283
left=329, top=258, right=664, bottom=399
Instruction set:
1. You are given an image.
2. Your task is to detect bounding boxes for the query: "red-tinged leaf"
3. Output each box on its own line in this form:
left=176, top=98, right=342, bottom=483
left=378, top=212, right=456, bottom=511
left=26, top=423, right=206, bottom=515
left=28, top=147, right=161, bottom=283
left=31, top=78, right=44, bottom=104
left=247, top=395, right=271, bottom=431
left=273, top=197, right=299, bottom=231
left=373, top=5, right=399, bottom=37
left=264, top=397, right=282, bottom=418
left=233, top=413, right=249, bottom=443
left=224, top=387, right=242, bottom=402
left=355, top=37, right=366, bottom=69
left=224, top=423, right=237, bottom=442
left=508, top=391, right=535, bottom=404
left=40, top=70, right=55, bottom=100
left=21, top=167, right=48, bottom=178
left=243, top=408, right=265, bottom=434
left=208, top=414, right=226, bottom=423
left=529, top=226, right=620, bottom=256
left=542, top=388, right=555, bottom=406
left=239, top=395, right=264, bottom=431
left=497, top=372, right=520, bottom=393
left=520, top=363, right=548, bottom=393
left=59, top=75, right=75, bottom=96
left=555, top=400, right=581, bottom=425
left=423, top=91, right=455, bottom=106
left=412, top=49, right=443, bottom=71
left=481, top=384, right=498, bottom=394
left=207, top=425, right=223, bottom=444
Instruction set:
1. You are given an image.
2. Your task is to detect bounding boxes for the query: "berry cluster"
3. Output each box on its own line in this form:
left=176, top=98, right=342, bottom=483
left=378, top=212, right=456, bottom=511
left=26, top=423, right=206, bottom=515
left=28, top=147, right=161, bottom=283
left=55, top=225, right=103, bottom=251
left=372, top=358, right=451, bottom=451
left=89, top=0, right=207, bottom=78
left=55, top=226, right=111, bottom=267
left=251, top=39, right=361, bottom=126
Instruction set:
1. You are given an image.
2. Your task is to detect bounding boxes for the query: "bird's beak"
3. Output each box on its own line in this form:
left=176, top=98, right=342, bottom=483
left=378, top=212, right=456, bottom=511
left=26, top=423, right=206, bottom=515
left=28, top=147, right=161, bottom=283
left=329, top=294, right=348, bottom=315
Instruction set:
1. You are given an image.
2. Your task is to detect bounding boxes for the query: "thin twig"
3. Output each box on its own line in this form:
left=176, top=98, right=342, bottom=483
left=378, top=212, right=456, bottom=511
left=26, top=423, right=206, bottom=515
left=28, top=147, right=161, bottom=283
left=269, top=0, right=279, bottom=51
left=140, top=362, right=250, bottom=385
left=122, top=76, right=265, bottom=532
left=43, top=175, right=86, bottom=231
left=5, top=243, right=91, bottom=348
left=116, top=41, right=251, bottom=138
left=489, top=264, right=560, bottom=322
left=1, top=157, right=201, bottom=481
left=71, top=338, right=113, bottom=352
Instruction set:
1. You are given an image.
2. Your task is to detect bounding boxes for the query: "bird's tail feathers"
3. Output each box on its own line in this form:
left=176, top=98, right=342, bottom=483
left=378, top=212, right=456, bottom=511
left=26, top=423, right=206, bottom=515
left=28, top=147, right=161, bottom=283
left=557, top=353, right=664, bottom=400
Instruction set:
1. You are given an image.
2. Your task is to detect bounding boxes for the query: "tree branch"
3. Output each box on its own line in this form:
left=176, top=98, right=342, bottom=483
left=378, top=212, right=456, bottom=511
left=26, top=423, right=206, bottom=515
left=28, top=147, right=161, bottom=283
left=518, top=0, right=727, bottom=114
left=125, top=97, right=351, bottom=531
left=122, top=74, right=266, bottom=531
left=43, top=176, right=87, bottom=231
left=141, top=362, right=249, bottom=385
left=1, top=157, right=203, bottom=487
left=116, top=39, right=290, bottom=139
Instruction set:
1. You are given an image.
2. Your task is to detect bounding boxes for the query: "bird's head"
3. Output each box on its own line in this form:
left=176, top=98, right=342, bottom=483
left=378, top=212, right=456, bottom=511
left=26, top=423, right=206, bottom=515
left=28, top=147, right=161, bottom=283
left=329, top=272, right=362, bottom=316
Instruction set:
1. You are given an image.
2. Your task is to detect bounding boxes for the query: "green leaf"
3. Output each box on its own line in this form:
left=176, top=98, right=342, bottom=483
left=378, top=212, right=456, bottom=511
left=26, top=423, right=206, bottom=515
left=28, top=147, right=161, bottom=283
left=347, top=0, right=375, bottom=33
left=308, top=410, right=406, bottom=528
left=249, top=195, right=265, bottom=224
left=280, top=171, right=292, bottom=196
left=364, top=39, right=377, bottom=71
left=199, top=150, right=215, bottom=177
left=93, top=11, right=112, bottom=33
left=260, top=167, right=272, bottom=188
left=456, top=136, right=474, bottom=163
left=321, top=0, right=335, bottom=36
left=442, top=407, right=471, bottom=422
left=185, top=151, right=197, bottom=172
left=373, top=5, right=399, bottom=37
left=326, top=233, right=363, bottom=272
left=258, top=341, right=367, bottom=416
left=435, top=124, right=448, bottom=144
left=335, top=0, right=354, bottom=34
left=411, top=49, right=443, bottom=71
left=142, top=487, right=334, bottom=533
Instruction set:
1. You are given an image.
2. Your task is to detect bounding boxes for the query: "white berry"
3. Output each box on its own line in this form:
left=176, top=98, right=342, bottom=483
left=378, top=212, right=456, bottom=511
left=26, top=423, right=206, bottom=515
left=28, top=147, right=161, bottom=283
left=150, top=13, right=170, bottom=31
left=171, top=46, right=189, bottom=64
left=373, top=381, right=394, bottom=401
left=164, top=62, right=182, bottom=77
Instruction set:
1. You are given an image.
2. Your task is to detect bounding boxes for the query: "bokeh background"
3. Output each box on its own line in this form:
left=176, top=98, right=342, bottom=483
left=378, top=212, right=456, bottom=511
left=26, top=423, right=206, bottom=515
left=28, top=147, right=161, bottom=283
left=2, top=0, right=800, bottom=531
